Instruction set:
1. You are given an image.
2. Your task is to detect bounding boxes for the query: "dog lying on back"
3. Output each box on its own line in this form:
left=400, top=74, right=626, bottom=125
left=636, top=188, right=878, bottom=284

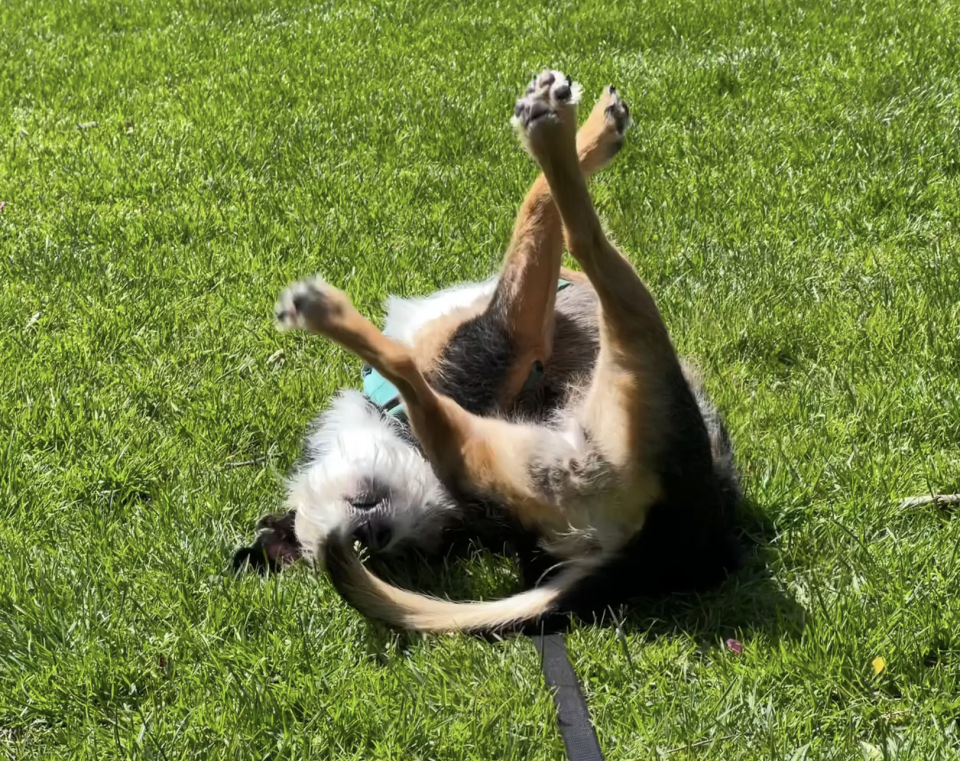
left=236, top=72, right=742, bottom=632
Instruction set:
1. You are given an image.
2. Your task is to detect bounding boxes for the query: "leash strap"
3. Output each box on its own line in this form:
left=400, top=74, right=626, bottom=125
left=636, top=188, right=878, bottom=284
left=362, top=281, right=594, bottom=756
left=531, top=633, right=605, bottom=761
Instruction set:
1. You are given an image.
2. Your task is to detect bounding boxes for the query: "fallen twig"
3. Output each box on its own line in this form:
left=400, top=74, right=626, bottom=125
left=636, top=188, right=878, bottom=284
left=881, top=709, right=911, bottom=721
left=898, top=494, right=960, bottom=510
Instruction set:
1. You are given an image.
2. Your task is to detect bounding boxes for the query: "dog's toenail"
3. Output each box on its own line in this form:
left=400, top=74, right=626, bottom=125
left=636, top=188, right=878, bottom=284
left=609, top=85, right=617, bottom=94
left=554, top=83, right=571, bottom=101
left=539, top=71, right=555, bottom=87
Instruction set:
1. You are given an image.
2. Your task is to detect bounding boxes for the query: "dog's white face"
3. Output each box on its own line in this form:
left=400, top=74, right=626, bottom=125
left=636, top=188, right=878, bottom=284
left=286, top=278, right=498, bottom=562
left=288, top=390, right=456, bottom=559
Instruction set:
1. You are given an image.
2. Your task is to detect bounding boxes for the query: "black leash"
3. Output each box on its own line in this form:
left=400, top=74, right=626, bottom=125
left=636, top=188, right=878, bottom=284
left=531, top=633, right=605, bottom=761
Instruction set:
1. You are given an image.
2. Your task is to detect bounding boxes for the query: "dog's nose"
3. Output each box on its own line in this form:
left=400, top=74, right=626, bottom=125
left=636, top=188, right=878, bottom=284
left=351, top=517, right=393, bottom=553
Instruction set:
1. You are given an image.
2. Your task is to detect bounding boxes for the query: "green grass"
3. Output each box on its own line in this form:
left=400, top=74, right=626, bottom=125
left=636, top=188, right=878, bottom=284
left=2, top=0, right=960, bottom=757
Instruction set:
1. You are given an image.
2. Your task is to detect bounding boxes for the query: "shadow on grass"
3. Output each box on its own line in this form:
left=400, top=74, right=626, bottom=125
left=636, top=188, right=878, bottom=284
left=356, top=498, right=804, bottom=653
left=612, top=498, right=806, bottom=648
left=233, top=497, right=805, bottom=654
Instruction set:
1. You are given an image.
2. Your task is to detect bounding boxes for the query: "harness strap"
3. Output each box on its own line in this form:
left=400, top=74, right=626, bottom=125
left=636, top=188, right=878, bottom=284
left=531, top=633, right=605, bottom=761
left=361, top=363, right=407, bottom=419
left=363, top=278, right=575, bottom=417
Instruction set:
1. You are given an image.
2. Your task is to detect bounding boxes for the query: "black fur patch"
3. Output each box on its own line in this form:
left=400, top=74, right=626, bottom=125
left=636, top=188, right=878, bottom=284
left=428, top=311, right=515, bottom=416
left=232, top=510, right=302, bottom=574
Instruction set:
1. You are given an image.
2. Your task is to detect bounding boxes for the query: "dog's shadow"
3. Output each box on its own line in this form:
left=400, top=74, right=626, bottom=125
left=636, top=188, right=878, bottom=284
left=616, top=500, right=805, bottom=648
left=358, top=498, right=805, bottom=656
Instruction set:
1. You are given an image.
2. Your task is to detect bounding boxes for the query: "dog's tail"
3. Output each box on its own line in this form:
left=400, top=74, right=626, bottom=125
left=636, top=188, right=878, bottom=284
left=323, top=527, right=601, bottom=632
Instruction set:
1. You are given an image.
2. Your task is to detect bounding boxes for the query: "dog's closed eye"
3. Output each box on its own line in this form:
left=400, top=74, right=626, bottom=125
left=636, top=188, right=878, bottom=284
left=348, top=479, right=390, bottom=510
left=349, top=494, right=384, bottom=510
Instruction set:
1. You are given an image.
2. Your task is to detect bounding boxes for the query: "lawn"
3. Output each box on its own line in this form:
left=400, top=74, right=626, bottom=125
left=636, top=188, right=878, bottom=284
left=2, top=0, right=960, bottom=757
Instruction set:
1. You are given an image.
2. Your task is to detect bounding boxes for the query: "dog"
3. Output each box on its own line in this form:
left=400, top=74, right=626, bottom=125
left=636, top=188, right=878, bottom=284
left=237, top=71, right=742, bottom=633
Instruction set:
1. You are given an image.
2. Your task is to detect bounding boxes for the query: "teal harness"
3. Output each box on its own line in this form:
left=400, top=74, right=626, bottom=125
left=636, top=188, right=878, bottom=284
left=363, top=278, right=574, bottom=420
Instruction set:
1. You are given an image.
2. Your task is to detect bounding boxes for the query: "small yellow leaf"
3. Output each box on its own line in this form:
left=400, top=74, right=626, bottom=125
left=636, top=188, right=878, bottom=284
left=872, top=657, right=886, bottom=675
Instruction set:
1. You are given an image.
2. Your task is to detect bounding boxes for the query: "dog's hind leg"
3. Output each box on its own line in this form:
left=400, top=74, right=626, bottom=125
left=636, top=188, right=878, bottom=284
left=512, top=72, right=671, bottom=362
left=489, top=86, right=631, bottom=403
left=512, top=71, right=685, bottom=516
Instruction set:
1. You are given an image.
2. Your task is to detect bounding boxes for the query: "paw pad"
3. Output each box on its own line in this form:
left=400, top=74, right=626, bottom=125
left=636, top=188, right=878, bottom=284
left=511, top=69, right=582, bottom=132
left=603, top=85, right=632, bottom=135
left=274, top=277, right=339, bottom=333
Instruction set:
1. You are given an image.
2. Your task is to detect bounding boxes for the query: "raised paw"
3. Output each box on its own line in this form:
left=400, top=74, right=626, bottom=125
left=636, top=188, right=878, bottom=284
left=600, top=85, right=631, bottom=136
left=577, top=85, right=632, bottom=172
left=274, top=276, right=351, bottom=335
left=511, top=69, right=582, bottom=156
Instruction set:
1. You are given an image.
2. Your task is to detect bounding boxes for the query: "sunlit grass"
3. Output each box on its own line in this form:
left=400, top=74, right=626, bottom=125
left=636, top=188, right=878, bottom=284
left=2, top=0, right=959, bottom=757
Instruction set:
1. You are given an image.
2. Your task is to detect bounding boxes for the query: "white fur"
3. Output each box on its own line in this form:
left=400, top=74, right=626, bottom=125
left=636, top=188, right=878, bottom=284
left=382, top=278, right=496, bottom=346
left=289, top=390, right=454, bottom=559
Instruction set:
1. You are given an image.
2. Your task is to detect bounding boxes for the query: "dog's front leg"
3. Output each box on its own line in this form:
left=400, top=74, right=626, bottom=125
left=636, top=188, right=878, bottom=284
left=274, top=278, right=561, bottom=529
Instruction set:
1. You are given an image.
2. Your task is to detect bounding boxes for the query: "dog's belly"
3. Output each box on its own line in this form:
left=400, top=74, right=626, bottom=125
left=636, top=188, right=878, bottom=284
left=529, top=421, right=662, bottom=558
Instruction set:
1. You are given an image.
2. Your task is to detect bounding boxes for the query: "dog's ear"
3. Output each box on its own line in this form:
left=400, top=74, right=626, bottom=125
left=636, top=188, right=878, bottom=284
left=233, top=511, right=302, bottom=574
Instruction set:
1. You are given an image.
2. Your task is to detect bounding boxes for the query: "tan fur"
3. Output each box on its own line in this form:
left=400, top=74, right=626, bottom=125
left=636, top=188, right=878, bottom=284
left=325, top=534, right=603, bottom=630
left=558, top=266, right=589, bottom=285
left=410, top=94, right=628, bottom=405
left=275, top=74, right=689, bottom=632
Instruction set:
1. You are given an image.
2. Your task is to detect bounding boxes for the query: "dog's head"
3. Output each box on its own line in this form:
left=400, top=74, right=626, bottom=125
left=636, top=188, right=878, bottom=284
left=286, top=390, right=458, bottom=561
left=238, top=275, right=585, bottom=569
left=278, top=279, right=503, bottom=563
